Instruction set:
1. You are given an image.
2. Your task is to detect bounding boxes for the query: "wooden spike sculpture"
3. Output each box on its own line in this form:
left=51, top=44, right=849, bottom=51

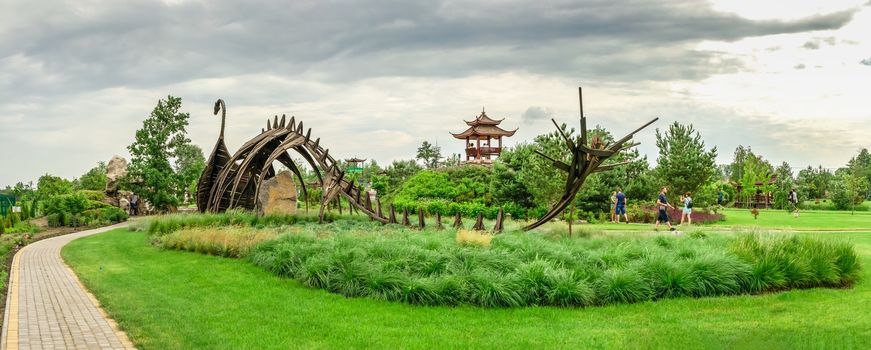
left=523, top=88, right=658, bottom=231
left=388, top=204, right=397, bottom=224
left=417, top=208, right=425, bottom=229
left=493, top=208, right=504, bottom=234
left=402, top=208, right=411, bottom=226
left=472, top=213, right=485, bottom=231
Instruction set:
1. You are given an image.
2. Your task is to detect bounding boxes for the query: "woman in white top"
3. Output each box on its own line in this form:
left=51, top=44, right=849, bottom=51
left=680, top=192, right=692, bottom=226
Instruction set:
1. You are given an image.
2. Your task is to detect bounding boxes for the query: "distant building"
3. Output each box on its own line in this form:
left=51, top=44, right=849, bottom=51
left=450, top=109, right=517, bottom=163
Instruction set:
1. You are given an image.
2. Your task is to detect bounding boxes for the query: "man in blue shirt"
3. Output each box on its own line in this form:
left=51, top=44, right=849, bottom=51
left=655, top=187, right=676, bottom=231
left=615, top=188, right=628, bottom=224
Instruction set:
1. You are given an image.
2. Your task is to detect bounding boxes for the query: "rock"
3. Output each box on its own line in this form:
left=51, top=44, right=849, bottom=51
left=257, top=171, right=298, bottom=215
left=105, top=155, right=128, bottom=193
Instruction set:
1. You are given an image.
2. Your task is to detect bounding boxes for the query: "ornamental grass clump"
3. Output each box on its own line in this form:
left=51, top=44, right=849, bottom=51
left=162, top=219, right=859, bottom=309
left=159, top=227, right=279, bottom=258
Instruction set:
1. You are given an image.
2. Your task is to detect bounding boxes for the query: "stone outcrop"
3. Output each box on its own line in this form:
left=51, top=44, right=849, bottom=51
left=104, top=156, right=128, bottom=206
left=105, top=156, right=128, bottom=193
left=257, top=171, right=297, bottom=215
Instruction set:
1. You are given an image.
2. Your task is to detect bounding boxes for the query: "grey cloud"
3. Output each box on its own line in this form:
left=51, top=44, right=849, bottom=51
left=794, top=64, right=806, bottom=69
left=861, top=58, right=871, bottom=66
left=801, top=36, right=837, bottom=50
left=521, top=106, right=555, bottom=124
left=0, top=0, right=859, bottom=100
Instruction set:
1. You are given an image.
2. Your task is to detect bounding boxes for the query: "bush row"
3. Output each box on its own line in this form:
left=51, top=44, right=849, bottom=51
left=47, top=207, right=128, bottom=228
left=247, top=226, right=859, bottom=308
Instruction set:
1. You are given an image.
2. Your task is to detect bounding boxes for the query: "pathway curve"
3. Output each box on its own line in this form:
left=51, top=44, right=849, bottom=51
left=1, top=223, right=135, bottom=350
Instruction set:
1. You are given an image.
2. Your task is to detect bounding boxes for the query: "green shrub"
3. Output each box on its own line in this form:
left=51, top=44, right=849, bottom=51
left=43, top=193, right=89, bottom=216
left=76, top=190, right=106, bottom=202
left=47, top=212, right=66, bottom=227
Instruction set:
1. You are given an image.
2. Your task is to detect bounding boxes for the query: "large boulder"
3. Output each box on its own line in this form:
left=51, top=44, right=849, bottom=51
left=105, top=155, right=128, bottom=193
left=257, top=171, right=298, bottom=215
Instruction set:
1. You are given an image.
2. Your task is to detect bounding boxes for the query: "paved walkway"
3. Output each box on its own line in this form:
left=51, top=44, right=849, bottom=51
left=1, top=223, right=135, bottom=350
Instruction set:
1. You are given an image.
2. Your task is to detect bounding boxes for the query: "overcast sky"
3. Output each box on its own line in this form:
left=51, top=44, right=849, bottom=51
left=2, top=0, right=870, bottom=187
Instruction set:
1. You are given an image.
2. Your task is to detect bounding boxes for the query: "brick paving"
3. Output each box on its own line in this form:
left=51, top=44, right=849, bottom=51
left=1, top=223, right=135, bottom=350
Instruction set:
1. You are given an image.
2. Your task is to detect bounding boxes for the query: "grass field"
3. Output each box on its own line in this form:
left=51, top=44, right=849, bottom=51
left=63, top=215, right=871, bottom=349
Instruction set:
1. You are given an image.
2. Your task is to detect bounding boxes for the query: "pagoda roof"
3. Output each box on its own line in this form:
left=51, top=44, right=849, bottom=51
left=464, top=109, right=504, bottom=126
left=451, top=125, right=517, bottom=139
left=345, top=157, right=366, bottom=163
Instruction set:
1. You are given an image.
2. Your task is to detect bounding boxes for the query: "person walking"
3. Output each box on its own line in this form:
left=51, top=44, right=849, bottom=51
left=680, top=192, right=693, bottom=226
left=129, top=193, right=139, bottom=216
left=789, top=188, right=800, bottom=217
left=717, top=189, right=724, bottom=208
left=610, top=191, right=618, bottom=223
left=615, top=188, right=629, bottom=223
left=655, top=187, right=676, bottom=231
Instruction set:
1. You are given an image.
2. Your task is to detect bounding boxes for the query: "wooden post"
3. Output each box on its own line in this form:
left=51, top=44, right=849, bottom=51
left=453, top=212, right=463, bottom=229
left=418, top=208, right=425, bottom=229
left=402, top=208, right=411, bottom=226
left=376, top=198, right=384, bottom=221
left=493, top=208, right=504, bottom=234
left=389, top=204, right=397, bottom=224
left=476, top=138, right=481, bottom=160
left=473, top=213, right=485, bottom=231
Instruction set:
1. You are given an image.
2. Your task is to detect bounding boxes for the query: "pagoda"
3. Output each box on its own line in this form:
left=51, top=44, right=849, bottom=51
left=450, top=108, right=517, bottom=163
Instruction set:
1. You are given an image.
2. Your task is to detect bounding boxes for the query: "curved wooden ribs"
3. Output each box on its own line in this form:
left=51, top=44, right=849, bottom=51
left=197, top=101, right=388, bottom=224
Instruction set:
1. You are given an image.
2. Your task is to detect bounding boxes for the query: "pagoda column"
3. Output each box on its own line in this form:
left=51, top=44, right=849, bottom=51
left=498, top=136, right=502, bottom=156
left=465, top=137, right=470, bottom=161
left=476, top=138, right=481, bottom=160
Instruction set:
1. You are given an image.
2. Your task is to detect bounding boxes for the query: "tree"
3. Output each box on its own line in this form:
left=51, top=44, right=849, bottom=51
left=37, top=174, right=73, bottom=198
left=848, top=148, right=871, bottom=199
left=126, top=95, right=193, bottom=212
left=73, top=162, right=108, bottom=191
left=415, top=141, right=442, bottom=169
left=654, top=122, right=718, bottom=198
left=729, top=145, right=751, bottom=181
left=385, top=159, right=423, bottom=193
left=174, top=144, right=206, bottom=204
left=736, top=150, right=773, bottom=208
left=772, top=161, right=795, bottom=209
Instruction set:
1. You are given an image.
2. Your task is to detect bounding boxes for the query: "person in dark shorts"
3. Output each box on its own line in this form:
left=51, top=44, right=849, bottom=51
left=130, top=193, right=139, bottom=216
left=615, top=188, right=629, bottom=223
left=655, top=187, right=675, bottom=231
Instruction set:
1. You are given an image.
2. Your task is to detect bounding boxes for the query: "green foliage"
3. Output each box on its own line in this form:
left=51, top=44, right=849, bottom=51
left=126, top=95, right=194, bottom=212
left=729, top=234, right=861, bottom=289
left=797, top=165, right=834, bottom=201
left=73, top=162, right=108, bottom=191
left=415, top=141, right=442, bottom=169
left=173, top=143, right=206, bottom=203
left=37, top=174, right=73, bottom=198
left=42, top=193, right=90, bottom=216
left=654, top=122, right=718, bottom=198
left=384, top=159, right=423, bottom=194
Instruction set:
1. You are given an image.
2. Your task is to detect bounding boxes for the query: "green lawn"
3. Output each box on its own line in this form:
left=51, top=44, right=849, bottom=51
left=64, top=227, right=871, bottom=349
left=711, top=208, right=871, bottom=231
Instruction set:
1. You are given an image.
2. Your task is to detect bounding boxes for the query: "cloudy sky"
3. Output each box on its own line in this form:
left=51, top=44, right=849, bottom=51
left=2, top=0, right=870, bottom=187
